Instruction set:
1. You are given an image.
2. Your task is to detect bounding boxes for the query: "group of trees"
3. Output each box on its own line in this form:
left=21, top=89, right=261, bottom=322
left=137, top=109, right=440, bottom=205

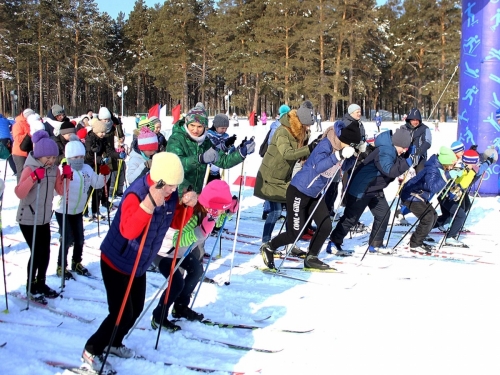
left=0, top=0, right=461, bottom=121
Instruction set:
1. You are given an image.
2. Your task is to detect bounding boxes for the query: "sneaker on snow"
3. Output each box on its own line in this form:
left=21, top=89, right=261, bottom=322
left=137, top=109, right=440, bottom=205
left=104, top=344, right=135, bottom=358
left=396, top=218, right=411, bottom=226
left=38, top=283, right=60, bottom=299
left=57, top=266, right=75, bottom=280
left=172, top=304, right=204, bottom=321
left=260, top=242, right=276, bottom=269
left=410, top=243, right=435, bottom=253
left=288, top=245, right=307, bottom=258
left=151, top=317, right=181, bottom=332
left=72, top=261, right=91, bottom=276
left=444, top=236, right=468, bottom=248
left=81, top=348, right=116, bottom=375
left=304, top=255, right=333, bottom=270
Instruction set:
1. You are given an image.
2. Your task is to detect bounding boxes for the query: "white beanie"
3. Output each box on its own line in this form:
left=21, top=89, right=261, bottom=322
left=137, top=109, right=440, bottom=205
left=65, top=134, right=85, bottom=159
left=27, top=114, right=45, bottom=135
left=98, top=107, right=111, bottom=120
left=23, top=108, right=35, bottom=118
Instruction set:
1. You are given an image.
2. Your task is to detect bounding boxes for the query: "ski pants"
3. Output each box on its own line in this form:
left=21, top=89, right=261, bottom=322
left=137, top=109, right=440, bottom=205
left=55, top=212, right=84, bottom=267
left=270, top=185, right=331, bottom=257
left=330, top=192, right=389, bottom=248
left=20, top=223, right=51, bottom=285
left=85, top=260, right=146, bottom=355
left=403, top=200, right=438, bottom=247
left=436, top=198, right=467, bottom=238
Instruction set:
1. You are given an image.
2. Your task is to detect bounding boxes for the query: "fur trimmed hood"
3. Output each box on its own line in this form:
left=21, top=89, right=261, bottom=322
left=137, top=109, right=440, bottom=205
left=280, top=109, right=307, bottom=146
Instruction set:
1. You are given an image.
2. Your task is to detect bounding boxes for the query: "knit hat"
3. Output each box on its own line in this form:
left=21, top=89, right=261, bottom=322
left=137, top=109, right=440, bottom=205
left=27, top=114, right=45, bottom=135
left=138, top=118, right=154, bottom=131
left=51, top=104, right=65, bottom=117
left=149, top=116, right=161, bottom=127
left=297, top=104, right=314, bottom=126
left=90, top=118, right=106, bottom=133
left=60, top=120, right=76, bottom=135
left=462, top=150, right=479, bottom=165
left=301, top=100, right=314, bottom=110
left=150, top=152, right=184, bottom=185
left=137, top=127, right=158, bottom=151
left=198, top=180, right=232, bottom=210
left=279, top=105, right=290, bottom=119
left=185, top=103, right=208, bottom=127
left=348, top=104, right=361, bottom=115
left=450, top=141, right=465, bottom=153
left=23, top=108, right=35, bottom=118
left=438, top=146, right=456, bottom=165
left=339, top=123, right=362, bottom=145
left=32, top=130, right=58, bottom=158
left=496, top=108, right=500, bottom=120
left=213, top=114, right=229, bottom=128
left=77, top=128, right=87, bottom=140
left=391, top=128, right=412, bottom=148
left=65, top=134, right=85, bottom=159
left=98, top=107, right=111, bottom=120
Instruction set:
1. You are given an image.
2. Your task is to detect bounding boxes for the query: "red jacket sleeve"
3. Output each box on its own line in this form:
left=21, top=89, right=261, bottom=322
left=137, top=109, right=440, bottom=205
left=119, top=193, right=154, bottom=240
left=170, top=203, right=193, bottom=230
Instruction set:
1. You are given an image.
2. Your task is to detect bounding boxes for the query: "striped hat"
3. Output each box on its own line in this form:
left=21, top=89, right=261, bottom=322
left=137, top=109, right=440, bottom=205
left=138, top=118, right=154, bottom=131
left=462, top=149, right=479, bottom=165
left=496, top=108, right=500, bottom=120
left=450, top=141, right=465, bottom=153
left=137, top=126, right=158, bottom=151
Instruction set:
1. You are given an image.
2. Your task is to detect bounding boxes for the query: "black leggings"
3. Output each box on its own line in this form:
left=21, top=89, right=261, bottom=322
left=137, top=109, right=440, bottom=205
left=19, top=223, right=51, bottom=285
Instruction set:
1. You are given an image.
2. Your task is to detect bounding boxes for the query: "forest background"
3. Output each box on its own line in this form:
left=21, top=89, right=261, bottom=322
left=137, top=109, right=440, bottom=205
left=0, top=0, right=461, bottom=121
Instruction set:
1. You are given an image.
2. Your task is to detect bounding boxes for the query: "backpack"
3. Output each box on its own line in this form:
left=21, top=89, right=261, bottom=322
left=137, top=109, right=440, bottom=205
left=259, top=129, right=272, bottom=157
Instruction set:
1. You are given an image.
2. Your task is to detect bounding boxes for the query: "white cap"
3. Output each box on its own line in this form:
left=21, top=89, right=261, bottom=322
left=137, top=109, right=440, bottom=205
left=98, top=107, right=111, bottom=120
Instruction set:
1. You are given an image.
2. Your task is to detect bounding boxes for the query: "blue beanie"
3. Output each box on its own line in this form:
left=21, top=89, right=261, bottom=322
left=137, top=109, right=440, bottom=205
left=496, top=108, right=500, bottom=120
left=279, top=105, right=291, bottom=119
left=450, top=141, right=465, bottom=153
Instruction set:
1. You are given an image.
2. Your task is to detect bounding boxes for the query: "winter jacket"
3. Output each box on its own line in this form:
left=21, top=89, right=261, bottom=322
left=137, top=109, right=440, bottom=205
left=0, top=114, right=12, bottom=140
left=291, top=122, right=356, bottom=198
left=12, top=114, right=30, bottom=157
left=348, top=130, right=410, bottom=199
left=401, top=154, right=449, bottom=203
left=53, top=134, right=70, bottom=165
left=206, top=127, right=238, bottom=176
left=126, top=148, right=149, bottom=184
left=101, top=126, right=123, bottom=172
left=166, top=118, right=244, bottom=195
left=43, top=109, right=67, bottom=137
left=100, top=174, right=179, bottom=276
left=157, top=132, right=167, bottom=152
left=254, top=111, right=311, bottom=203
left=84, top=130, right=106, bottom=169
left=54, top=164, right=105, bottom=215
left=401, top=108, right=432, bottom=163
left=169, top=211, right=209, bottom=259
left=14, top=153, right=64, bottom=225
left=268, top=119, right=280, bottom=145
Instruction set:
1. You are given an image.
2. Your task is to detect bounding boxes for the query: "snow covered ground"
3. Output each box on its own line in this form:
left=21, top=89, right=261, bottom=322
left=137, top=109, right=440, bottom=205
left=1, top=117, right=500, bottom=375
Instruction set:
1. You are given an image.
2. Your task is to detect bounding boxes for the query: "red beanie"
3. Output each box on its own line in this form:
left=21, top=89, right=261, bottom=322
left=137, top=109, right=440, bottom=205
left=77, top=128, right=87, bottom=140
left=198, top=180, right=232, bottom=210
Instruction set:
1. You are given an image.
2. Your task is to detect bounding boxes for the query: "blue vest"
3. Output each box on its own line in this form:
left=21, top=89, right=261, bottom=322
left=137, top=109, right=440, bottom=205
left=101, top=175, right=178, bottom=276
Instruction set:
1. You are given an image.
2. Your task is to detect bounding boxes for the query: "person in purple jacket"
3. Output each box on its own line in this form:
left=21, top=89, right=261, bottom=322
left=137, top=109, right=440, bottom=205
left=260, top=121, right=360, bottom=270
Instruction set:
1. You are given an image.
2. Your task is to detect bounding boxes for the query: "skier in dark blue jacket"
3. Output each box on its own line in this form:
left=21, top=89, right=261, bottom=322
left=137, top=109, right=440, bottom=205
left=328, top=128, right=412, bottom=255
left=260, top=121, right=360, bottom=270
left=401, top=108, right=432, bottom=173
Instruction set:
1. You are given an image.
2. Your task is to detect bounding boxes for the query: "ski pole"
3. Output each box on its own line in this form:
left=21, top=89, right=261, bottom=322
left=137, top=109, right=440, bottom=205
left=100, top=215, right=153, bottom=375
left=95, top=153, right=100, bottom=237
left=103, top=174, right=110, bottom=226
left=24, top=178, right=42, bottom=311
left=1, top=159, right=8, bottom=312
left=191, top=215, right=227, bottom=307
left=456, top=173, right=485, bottom=241
left=384, top=169, right=411, bottom=248
left=125, top=245, right=193, bottom=339
left=154, top=203, right=189, bottom=350
left=60, top=174, right=68, bottom=291
left=275, top=162, right=344, bottom=274
left=110, top=159, right=122, bottom=203
left=437, top=184, right=471, bottom=250
left=330, top=153, right=359, bottom=223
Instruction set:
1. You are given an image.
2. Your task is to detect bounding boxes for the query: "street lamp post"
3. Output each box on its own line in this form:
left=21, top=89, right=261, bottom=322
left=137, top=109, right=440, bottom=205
left=117, top=79, right=128, bottom=117
left=224, top=90, right=233, bottom=116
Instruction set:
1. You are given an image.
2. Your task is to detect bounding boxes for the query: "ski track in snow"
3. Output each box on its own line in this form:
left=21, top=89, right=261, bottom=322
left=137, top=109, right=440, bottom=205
left=1, top=118, right=500, bottom=374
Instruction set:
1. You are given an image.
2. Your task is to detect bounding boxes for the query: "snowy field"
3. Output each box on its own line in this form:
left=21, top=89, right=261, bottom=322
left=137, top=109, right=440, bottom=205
left=1, top=116, right=500, bottom=375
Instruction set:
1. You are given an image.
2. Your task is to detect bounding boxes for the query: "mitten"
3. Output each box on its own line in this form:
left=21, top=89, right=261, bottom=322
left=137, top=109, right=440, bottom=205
left=200, top=215, right=217, bottom=237
left=61, top=164, right=73, bottom=180
left=335, top=146, right=355, bottom=160
left=199, top=148, right=219, bottom=164
left=225, top=135, right=237, bottom=148
left=30, top=167, right=45, bottom=182
left=99, top=165, right=111, bottom=176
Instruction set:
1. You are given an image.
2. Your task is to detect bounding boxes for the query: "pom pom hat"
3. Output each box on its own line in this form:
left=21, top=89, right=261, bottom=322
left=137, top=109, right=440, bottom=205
left=462, top=150, right=479, bottom=165
left=32, top=130, right=58, bottom=158
left=137, top=127, right=158, bottom=151
left=185, top=103, right=208, bottom=127
left=198, top=180, right=233, bottom=210
left=65, top=134, right=85, bottom=159
left=150, top=152, right=184, bottom=185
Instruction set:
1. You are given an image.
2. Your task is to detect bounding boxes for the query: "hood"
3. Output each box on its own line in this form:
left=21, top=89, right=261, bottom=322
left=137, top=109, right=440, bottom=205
left=280, top=109, right=305, bottom=141
left=405, top=108, right=422, bottom=126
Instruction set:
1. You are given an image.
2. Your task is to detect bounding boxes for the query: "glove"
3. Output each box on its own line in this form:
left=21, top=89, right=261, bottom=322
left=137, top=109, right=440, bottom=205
left=100, top=157, right=109, bottom=165
left=225, top=135, right=237, bottom=148
left=308, top=139, right=320, bottom=153
left=144, top=159, right=153, bottom=169
left=227, top=196, right=239, bottom=213
left=61, top=164, right=73, bottom=180
left=357, top=142, right=367, bottom=153
left=411, top=154, right=419, bottom=166
left=99, top=165, right=111, bottom=176
left=119, top=151, right=127, bottom=159
left=90, top=143, right=100, bottom=153
left=335, top=146, right=355, bottom=160
left=405, top=157, right=413, bottom=167
left=449, top=168, right=463, bottom=179
left=199, top=148, right=219, bottom=164
left=486, top=155, right=495, bottom=165
left=30, top=167, right=45, bottom=182
left=448, top=186, right=463, bottom=202
left=239, top=140, right=256, bottom=157
left=409, top=145, right=417, bottom=155
left=200, top=215, right=217, bottom=238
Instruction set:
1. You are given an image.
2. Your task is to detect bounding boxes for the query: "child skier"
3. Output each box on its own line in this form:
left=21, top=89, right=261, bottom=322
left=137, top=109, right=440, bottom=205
left=14, top=130, right=65, bottom=303
left=126, top=126, right=158, bottom=184
left=55, top=135, right=107, bottom=279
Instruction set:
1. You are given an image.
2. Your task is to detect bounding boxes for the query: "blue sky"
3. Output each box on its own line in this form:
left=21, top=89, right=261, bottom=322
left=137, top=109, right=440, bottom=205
left=96, top=0, right=387, bottom=20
